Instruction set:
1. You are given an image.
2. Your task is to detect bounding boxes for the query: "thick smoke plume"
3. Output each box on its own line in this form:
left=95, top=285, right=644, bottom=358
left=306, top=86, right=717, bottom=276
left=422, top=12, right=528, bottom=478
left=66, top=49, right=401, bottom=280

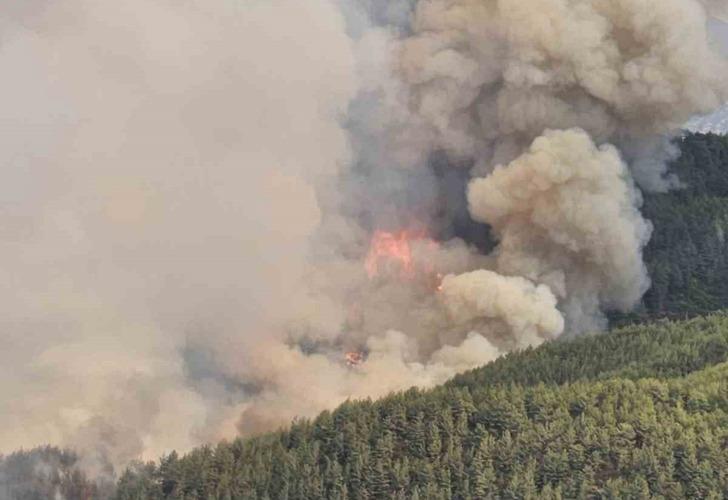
left=362, top=0, right=727, bottom=185
left=0, top=0, right=726, bottom=478
left=0, top=0, right=355, bottom=474
left=468, top=128, right=652, bottom=332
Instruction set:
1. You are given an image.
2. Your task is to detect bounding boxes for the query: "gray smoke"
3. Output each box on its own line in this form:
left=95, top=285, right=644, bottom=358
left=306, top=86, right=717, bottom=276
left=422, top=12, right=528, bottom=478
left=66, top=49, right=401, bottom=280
left=378, top=0, right=727, bottom=176
left=235, top=0, right=728, bottom=441
left=703, top=0, right=728, bottom=22
left=0, top=0, right=726, bottom=478
left=0, top=0, right=355, bottom=471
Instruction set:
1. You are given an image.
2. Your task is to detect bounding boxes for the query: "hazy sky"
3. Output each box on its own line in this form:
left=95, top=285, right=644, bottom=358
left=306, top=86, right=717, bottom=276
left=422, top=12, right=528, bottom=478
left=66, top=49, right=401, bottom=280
left=710, top=18, right=728, bottom=56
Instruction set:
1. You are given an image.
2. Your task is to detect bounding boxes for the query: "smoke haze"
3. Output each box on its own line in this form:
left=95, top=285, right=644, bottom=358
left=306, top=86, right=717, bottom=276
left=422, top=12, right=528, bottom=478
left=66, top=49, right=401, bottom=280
left=0, top=0, right=726, bottom=477
left=0, top=0, right=355, bottom=473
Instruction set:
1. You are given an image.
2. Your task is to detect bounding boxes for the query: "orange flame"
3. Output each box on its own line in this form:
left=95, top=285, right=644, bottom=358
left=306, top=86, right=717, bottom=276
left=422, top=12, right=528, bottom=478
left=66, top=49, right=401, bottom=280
left=345, top=351, right=364, bottom=366
left=365, top=230, right=436, bottom=279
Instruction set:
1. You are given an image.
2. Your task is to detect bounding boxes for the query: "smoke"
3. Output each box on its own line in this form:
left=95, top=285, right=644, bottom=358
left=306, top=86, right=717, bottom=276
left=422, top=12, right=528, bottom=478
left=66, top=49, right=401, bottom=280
left=440, top=270, right=564, bottom=348
left=703, top=0, right=728, bottom=23
left=0, top=0, right=726, bottom=479
left=0, top=446, right=111, bottom=500
left=383, top=0, right=728, bottom=177
left=468, top=128, right=652, bottom=332
left=0, top=0, right=354, bottom=474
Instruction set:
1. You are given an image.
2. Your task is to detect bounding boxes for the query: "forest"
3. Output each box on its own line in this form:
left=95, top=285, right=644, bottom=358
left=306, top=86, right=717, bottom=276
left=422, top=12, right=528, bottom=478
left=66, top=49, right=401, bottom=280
left=615, top=133, right=728, bottom=324
left=3, top=132, right=728, bottom=499
left=109, top=314, right=728, bottom=499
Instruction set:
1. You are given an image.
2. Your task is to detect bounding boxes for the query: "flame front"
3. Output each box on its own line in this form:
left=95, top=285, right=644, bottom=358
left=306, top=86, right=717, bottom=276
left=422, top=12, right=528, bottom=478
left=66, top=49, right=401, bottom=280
left=365, top=230, right=436, bottom=279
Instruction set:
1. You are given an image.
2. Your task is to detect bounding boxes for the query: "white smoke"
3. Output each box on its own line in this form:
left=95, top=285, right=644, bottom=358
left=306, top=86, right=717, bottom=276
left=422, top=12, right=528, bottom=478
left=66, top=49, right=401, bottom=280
left=468, top=129, right=652, bottom=331
left=234, top=330, right=490, bottom=436
left=440, top=270, right=564, bottom=348
left=0, top=0, right=726, bottom=479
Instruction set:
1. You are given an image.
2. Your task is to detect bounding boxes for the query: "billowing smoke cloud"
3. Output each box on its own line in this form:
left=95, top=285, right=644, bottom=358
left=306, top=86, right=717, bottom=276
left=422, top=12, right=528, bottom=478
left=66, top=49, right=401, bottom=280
left=0, top=0, right=726, bottom=479
left=468, top=128, right=652, bottom=331
left=0, top=0, right=355, bottom=474
left=234, top=329, right=502, bottom=436
left=375, top=0, right=728, bottom=180
left=440, top=270, right=564, bottom=348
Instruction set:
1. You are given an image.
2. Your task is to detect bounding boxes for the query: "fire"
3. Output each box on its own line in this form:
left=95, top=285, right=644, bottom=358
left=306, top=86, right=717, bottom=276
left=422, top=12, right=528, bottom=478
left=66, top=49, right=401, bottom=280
left=365, top=230, right=436, bottom=279
left=345, top=351, right=365, bottom=367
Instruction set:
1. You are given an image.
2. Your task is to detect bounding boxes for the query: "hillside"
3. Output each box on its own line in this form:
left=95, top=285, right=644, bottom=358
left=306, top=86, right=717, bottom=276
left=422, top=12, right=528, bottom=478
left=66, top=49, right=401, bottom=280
left=613, top=132, right=728, bottom=324
left=1, top=0, right=726, bottom=496
left=4, top=132, right=728, bottom=500
left=0, top=447, right=112, bottom=500
left=107, top=133, right=728, bottom=500
left=112, top=314, right=728, bottom=499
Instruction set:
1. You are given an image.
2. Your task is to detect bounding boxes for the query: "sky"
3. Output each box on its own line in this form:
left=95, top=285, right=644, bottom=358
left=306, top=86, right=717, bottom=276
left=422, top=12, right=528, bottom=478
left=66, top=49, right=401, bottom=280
left=710, top=18, right=728, bottom=55
left=690, top=18, right=728, bottom=134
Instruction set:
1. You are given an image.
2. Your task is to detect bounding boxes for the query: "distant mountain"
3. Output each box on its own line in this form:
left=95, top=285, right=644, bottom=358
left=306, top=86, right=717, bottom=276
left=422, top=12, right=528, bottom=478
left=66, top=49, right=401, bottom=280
left=686, top=104, right=728, bottom=134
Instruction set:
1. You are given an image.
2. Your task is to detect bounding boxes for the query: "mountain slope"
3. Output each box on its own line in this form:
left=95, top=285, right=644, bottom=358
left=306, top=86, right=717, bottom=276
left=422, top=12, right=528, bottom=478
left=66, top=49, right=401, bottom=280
left=7, top=131, right=728, bottom=500
left=0, top=447, right=111, bottom=500
left=106, top=132, right=728, bottom=500
left=613, top=132, right=728, bottom=324
left=113, top=314, right=728, bottom=499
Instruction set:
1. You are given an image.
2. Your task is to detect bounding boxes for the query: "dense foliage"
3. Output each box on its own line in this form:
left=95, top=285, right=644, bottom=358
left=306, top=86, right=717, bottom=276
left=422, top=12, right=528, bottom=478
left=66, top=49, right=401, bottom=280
left=112, top=314, right=728, bottom=499
left=0, top=446, right=109, bottom=500
left=618, top=133, right=728, bottom=323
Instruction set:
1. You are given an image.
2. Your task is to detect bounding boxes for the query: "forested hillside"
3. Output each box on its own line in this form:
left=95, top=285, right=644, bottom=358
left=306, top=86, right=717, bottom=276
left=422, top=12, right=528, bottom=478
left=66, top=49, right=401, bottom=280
left=4, top=132, right=728, bottom=500
left=107, top=133, right=728, bottom=500
left=622, top=133, right=728, bottom=323
left=112, top=314, right=728, bottom=499
left=0, top=446, right=111, bottom=500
